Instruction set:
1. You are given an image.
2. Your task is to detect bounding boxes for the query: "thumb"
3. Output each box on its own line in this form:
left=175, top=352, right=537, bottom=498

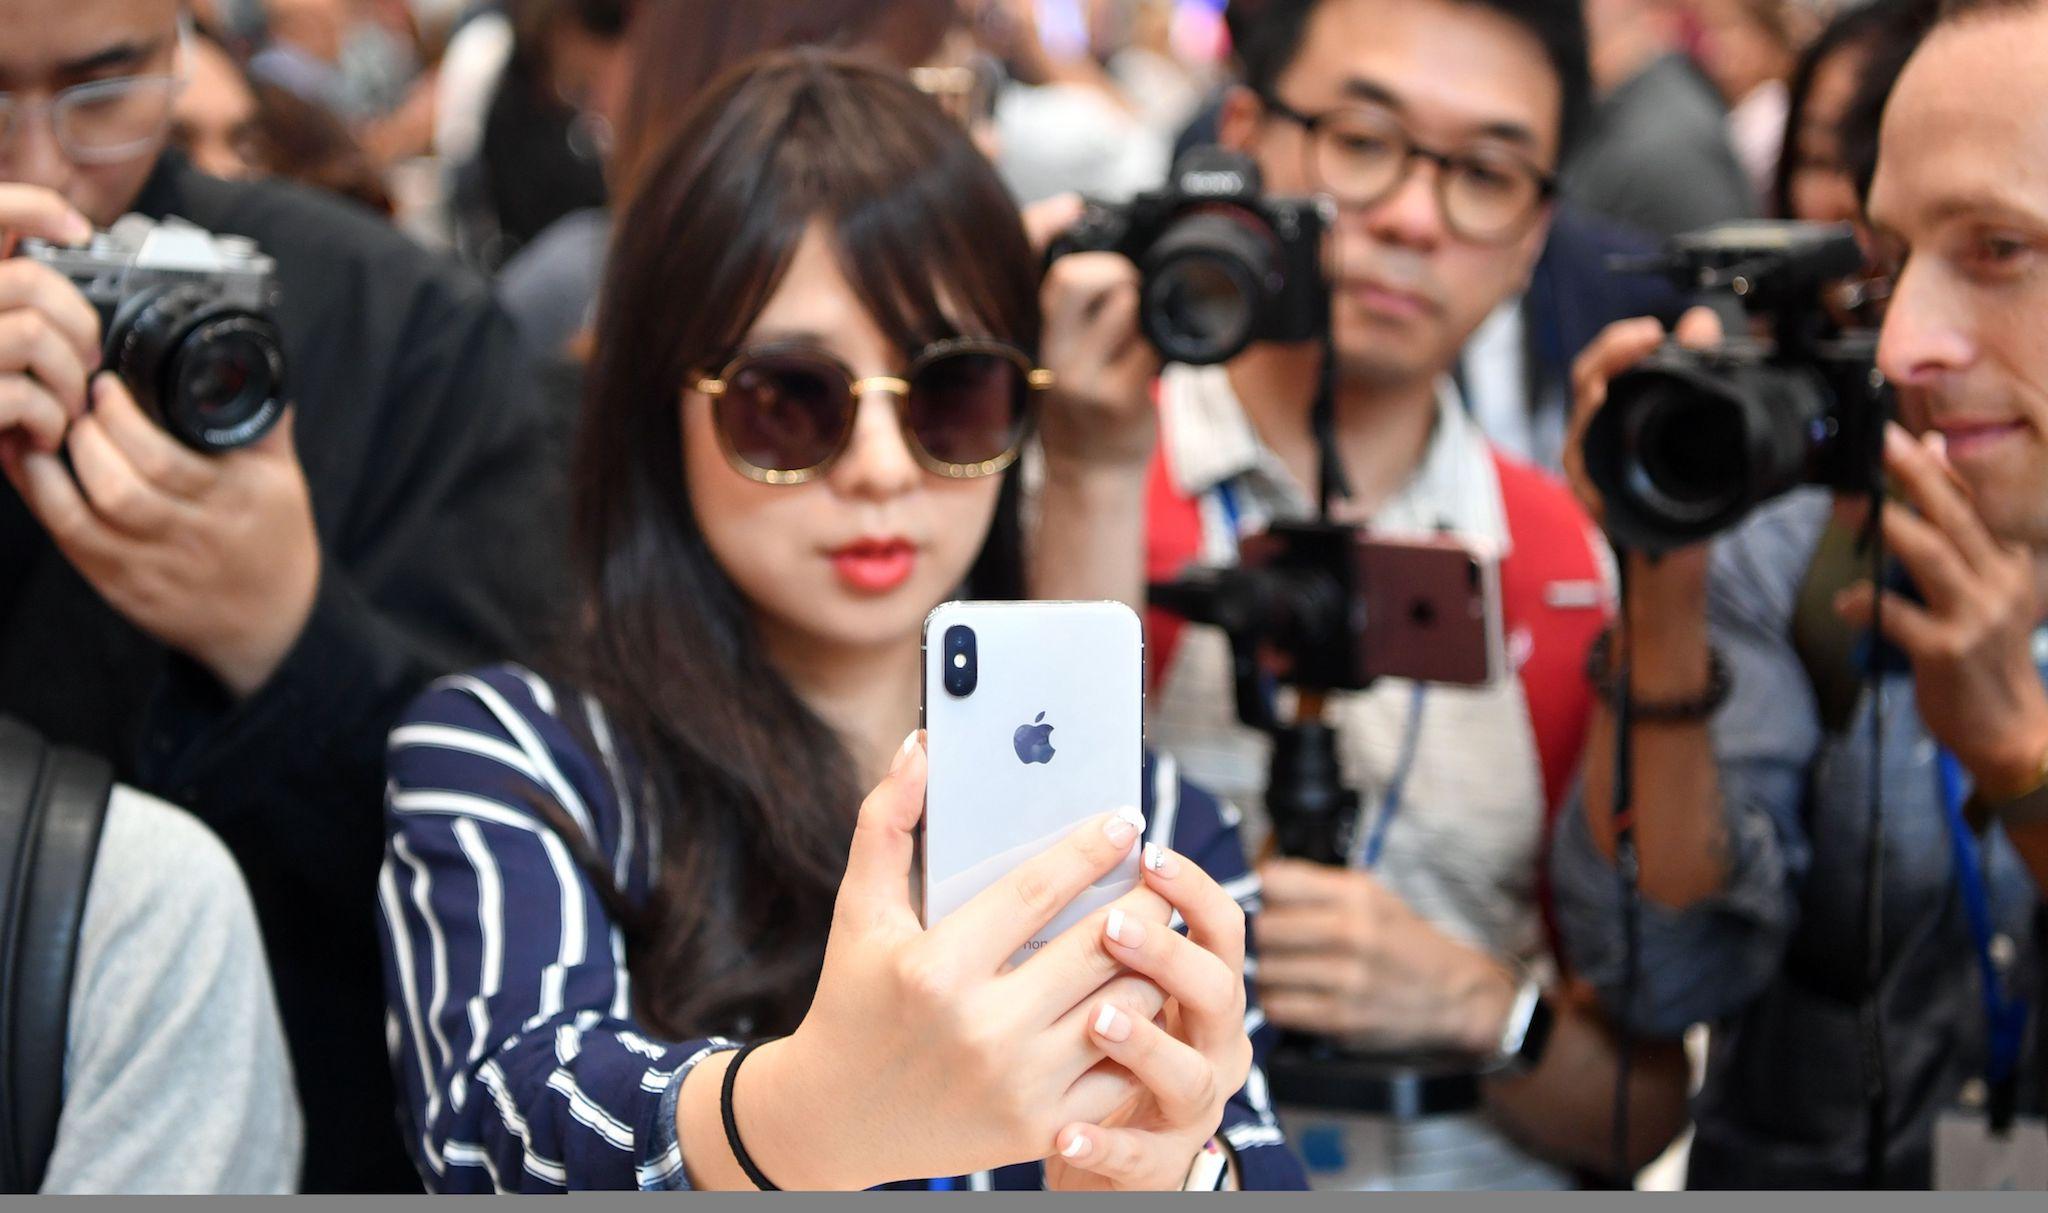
left=837, top=730, right=928, bottom=925
left=1672, top=304, right=1725, bottom=350
left=1024, top=192, right=1086, bottom=256
left=248, top=404, right=298, bottom=458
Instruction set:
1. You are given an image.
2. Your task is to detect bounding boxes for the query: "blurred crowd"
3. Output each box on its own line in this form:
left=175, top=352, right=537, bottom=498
left=157, top=0, right=1894, bottom=465
left=5, top=0, right=2045, bottom=1197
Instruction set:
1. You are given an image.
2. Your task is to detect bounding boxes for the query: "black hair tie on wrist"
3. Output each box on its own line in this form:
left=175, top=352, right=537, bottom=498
left=720, top=1038, right=786, bottom=1191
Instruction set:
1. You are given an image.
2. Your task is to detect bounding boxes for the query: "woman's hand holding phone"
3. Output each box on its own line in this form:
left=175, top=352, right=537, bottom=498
left=680, top=732, right=1195, bottom=1188
left=1042, top=843, right=1254, bottom=1191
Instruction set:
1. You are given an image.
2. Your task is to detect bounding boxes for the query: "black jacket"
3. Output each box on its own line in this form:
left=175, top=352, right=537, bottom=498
left=0, top=151, right=565, bottom=1192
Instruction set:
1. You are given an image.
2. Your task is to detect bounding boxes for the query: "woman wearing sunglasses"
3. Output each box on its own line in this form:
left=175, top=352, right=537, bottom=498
left=375, top=52, right=1301, bottom=1192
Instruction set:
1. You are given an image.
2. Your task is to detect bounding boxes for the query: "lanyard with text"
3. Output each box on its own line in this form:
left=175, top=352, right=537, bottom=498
left=1934, top=731, right=2034, bottom=1130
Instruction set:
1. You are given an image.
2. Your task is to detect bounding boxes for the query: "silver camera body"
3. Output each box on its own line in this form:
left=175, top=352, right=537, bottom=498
left=21, top=214, right=287, bottom=451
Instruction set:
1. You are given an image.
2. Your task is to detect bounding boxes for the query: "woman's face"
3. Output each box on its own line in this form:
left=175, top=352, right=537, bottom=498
left=1786, top=43, right=1870, bottom=226
left=683, top=223, right=1007, bottom=659
left=1690, top=0, right=1791, bottom=106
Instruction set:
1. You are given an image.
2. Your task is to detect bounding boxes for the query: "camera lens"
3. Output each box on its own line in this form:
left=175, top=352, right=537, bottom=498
left=1624, top=388, right=1750, bottom=526
left=1140, top=209, right=1276, bottom=365
left=942, top=624, right=978, bottom=698
left=1586, top=357, right=1835, bottom=552
left=168, top=317, right=286, bottom=446
left=107, top=285, right=287, bottom=452
left=1148, top=255, right=1255, bottom=364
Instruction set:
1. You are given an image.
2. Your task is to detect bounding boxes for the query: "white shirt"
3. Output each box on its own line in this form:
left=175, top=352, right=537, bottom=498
left=1150, top=363, right=1570, bottom=1190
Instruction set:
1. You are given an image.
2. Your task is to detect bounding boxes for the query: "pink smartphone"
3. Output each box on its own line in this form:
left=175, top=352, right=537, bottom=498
left=1353, top=534, right=1506, bottom=686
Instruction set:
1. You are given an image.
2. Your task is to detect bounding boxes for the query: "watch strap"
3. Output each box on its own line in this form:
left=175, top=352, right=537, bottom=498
left=1493, top=977, right=1554, bottom=1073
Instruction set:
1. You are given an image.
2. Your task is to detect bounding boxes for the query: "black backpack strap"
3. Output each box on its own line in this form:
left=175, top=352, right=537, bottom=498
left=0, top=718, right=113, bottom=1194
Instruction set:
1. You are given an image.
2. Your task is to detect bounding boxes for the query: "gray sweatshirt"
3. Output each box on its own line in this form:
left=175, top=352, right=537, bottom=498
left=42, top=789, right=302, bottom=1193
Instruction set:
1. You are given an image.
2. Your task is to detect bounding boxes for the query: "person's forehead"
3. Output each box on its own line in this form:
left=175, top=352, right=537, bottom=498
left=0, top=0, right=179, bottom=87
left=1276, top=0, right=1563, bottom=156
left=183, top=41, right=256, bottom=118
left=1868, top=14, right=2048, bottom=236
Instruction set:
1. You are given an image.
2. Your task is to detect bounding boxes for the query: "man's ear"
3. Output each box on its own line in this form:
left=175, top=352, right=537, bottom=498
left=1216, top=85, right=1266, bottom=154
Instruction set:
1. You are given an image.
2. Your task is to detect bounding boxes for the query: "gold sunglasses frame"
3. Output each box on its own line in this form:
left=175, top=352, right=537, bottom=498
left=694, top=337, right=1055, bottom=485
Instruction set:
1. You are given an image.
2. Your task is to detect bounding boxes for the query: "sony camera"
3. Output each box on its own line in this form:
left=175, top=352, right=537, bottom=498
left=19, top=214, right=287, bottom=452
left=1048, top=147, right=1330, bottom=365
left=1581, top=220, right=1890, bottom=553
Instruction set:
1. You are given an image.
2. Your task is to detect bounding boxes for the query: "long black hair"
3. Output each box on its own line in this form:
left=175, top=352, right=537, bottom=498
left=558, top=50, right=1036, bottom=1039
left=1768, top=0, right=1912, bottom=217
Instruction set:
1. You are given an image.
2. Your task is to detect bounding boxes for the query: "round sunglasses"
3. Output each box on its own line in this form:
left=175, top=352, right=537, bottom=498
left=693, top=338, right=1053, bottom=484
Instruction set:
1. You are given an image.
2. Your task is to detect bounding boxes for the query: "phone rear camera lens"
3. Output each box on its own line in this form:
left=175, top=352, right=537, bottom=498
left=943, top=624, right=977, bottom=698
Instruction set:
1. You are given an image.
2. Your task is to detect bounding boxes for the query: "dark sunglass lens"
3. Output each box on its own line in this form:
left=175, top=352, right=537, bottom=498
left=906, top=352, right=1026, bottom=469
left=716, top=356, right=851, bottom=473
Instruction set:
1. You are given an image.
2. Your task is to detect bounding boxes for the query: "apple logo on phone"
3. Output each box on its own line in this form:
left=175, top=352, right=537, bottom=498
left=1014, top=712, right=1056, bottom=765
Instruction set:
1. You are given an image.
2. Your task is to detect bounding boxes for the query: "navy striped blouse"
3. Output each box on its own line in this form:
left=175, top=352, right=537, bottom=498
left=376, top=664, right=1306, bottom=1192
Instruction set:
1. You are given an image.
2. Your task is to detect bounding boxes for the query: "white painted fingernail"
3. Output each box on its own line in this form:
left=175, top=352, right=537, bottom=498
left=1093, top=1003, right=1132, bottom=1042
left=889, top=731, right=918, bottom=775
left=1062, top=1134, right=1089, bottom=1159
left=1103, top=805, right=1145, bottom=844
left=1095, top=1004, right=1117, bottom=1034
left=1143, top=841, right=1180, bottom=876
left=1106, top=907, right=1126, bottom=944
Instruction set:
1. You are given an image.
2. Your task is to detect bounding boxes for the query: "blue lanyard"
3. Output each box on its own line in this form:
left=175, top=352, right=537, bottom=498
left=1355, top=684, right=1428, bottom=870
left=1215, top=480, right=1243, bottom=540
left=1933, top=748, right=2031, bottom=1089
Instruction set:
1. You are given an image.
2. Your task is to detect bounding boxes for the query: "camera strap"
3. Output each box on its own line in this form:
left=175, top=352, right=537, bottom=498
left=1312, top=335, right=1350, bottom=518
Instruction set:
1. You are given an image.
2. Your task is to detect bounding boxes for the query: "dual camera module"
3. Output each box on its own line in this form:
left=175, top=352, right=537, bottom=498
left=942, top=625, right=978, bottom=698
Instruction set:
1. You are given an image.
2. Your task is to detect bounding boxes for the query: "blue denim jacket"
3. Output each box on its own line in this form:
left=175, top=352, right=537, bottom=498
left=1552, top=491, right=2041, bottom=1188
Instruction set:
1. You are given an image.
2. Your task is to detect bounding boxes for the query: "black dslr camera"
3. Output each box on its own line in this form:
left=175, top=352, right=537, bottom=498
left=19, top=215, right=287, bottom=452
left=1049, top=147, right=1330, bottom=365
left=1582, top=220, right=1890, bottom=553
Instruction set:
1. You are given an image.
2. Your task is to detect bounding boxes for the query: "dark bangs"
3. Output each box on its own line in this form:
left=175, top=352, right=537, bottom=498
left=562, top=51, right=1037, bottom=1038
left=607, top=49, right=1038, bottom=393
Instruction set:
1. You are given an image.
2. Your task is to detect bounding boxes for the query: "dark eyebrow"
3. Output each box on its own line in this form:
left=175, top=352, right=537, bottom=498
left=741, top=328, right=837, bottom=349
left=1336, top=75, right=1542, bottom=150
left=56, top=34, right=166, bottom=81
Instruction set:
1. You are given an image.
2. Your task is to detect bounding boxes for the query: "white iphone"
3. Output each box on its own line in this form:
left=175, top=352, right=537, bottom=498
left=919, top=600, right=1144, bottom=967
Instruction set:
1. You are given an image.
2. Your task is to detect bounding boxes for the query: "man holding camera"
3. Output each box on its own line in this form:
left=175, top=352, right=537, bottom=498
left=1557, top=0, right=2046, bottom=1187
left=1039, top=0, right=1690, bottom=1189
left=0, top=0, right=558, bottom=1192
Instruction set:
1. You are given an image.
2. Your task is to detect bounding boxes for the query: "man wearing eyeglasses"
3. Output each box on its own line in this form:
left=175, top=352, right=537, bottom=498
left=1066, top=0, right=1693, bottom=1190
left=0, top=0, right=559, bottom=1194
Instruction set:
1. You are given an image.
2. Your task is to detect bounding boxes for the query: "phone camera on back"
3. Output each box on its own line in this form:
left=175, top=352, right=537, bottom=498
left=942, top=625, right=978, bottom=698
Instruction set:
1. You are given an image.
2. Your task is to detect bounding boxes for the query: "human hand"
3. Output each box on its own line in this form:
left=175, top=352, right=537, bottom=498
left=0, top=184, right=99, bottom=460
left=1038, top=234, right=1159, bottom=479
left=726, top=733, right=1177, bottom=1189
left=1252, top=859, right=1516, bottom=1054
left=1044, top=841, right=1253, bottom=1191
left=1835, top=424, right=2048, bottom=798
left=1, top=374, right=320, bottom=699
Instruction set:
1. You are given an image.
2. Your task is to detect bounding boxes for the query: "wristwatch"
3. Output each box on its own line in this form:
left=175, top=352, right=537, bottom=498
left=1492, top=977, right=1556, bottom=1074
